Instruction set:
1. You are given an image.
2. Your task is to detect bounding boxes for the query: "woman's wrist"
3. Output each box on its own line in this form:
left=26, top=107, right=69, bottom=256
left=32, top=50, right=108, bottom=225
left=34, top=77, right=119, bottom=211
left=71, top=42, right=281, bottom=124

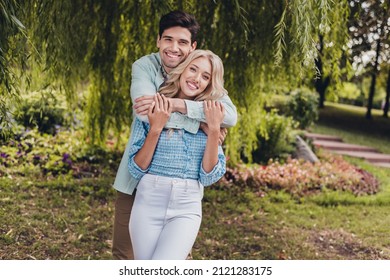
left=149, top=126, right=163, bottom=135
left=207, top=129, right=220, bottom=139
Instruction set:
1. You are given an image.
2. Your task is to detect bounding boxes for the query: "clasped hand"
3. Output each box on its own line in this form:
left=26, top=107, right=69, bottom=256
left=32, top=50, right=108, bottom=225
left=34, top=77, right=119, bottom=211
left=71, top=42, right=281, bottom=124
left=203, top=100, right=225, bottom=132
left=148, top=93, right=172, bottom=132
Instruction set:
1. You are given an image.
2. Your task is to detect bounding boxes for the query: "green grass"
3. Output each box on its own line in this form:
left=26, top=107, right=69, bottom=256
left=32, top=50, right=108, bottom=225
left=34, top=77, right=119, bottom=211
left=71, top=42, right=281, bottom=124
left=311, top=102, right=390, bottom=154
left=1, top=101, right=390, bottom=260
left=0, top=175, right=116, bottom=260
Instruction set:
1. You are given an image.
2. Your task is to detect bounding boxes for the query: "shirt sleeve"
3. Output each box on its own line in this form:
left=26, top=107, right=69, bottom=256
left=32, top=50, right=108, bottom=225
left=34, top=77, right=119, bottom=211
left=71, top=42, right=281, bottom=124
left=127, top=118, right=150, bottom=180
left=184, top=94, right=238, bottom=128
left=130, top=60, right=160, bottom=123
left=199, top=146, right=226, bottom=187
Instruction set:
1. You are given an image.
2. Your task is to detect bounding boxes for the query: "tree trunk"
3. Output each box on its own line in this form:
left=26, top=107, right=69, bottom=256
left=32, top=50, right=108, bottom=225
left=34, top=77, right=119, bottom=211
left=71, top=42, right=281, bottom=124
left=315, top=75, right=330, bottom=109
left=383, top=68, right=390, bottom=118
left=314, top=35, right=330, bottom=109
left=365, top=41, right=381, bottom=120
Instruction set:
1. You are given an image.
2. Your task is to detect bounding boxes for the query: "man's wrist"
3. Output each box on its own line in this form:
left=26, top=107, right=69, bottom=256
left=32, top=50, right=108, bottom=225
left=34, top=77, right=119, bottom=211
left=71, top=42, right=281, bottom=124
left=171, top=98, right=187, bottom=114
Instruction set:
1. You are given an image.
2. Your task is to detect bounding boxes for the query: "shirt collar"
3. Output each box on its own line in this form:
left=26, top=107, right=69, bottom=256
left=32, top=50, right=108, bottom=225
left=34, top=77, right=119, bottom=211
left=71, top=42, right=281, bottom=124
left=161, top=65, right=168, bottom=82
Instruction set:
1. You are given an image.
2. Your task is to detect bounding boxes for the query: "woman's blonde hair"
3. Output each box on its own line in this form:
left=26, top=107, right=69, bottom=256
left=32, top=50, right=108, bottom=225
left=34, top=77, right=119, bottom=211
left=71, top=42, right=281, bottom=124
left=159, top=50, right=227, bottom=101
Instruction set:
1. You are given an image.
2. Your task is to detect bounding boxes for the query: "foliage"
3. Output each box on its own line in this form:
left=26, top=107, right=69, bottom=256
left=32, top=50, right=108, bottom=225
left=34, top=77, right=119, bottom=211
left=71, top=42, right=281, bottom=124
left=13, top=90, right=69, bottom=134
left=0, top=127, right=116, bottom=178
left=0, top=0, right=28, bottom=136
left=251, top=111, right=298, bottom=164
left=286, top=88, right=319, bottom=129
left=218, top=153, right=379, bottom=198
left=1, top=0, right=357, bottom=162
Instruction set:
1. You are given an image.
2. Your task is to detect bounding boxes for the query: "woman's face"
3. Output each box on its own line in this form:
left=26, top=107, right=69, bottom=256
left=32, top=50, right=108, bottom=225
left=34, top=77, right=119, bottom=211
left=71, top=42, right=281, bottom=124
left=178, top=57, right=212, bottom=100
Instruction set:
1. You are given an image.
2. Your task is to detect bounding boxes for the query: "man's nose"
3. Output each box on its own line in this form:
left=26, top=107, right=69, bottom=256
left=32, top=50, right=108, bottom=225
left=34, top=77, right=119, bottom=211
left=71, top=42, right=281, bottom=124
left=171, top=41, right=179, bottom=51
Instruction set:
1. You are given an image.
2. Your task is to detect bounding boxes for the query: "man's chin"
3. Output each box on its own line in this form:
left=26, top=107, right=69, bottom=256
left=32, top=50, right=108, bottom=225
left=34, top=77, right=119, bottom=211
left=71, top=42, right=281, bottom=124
left=163, top=61, right=181, bottom=70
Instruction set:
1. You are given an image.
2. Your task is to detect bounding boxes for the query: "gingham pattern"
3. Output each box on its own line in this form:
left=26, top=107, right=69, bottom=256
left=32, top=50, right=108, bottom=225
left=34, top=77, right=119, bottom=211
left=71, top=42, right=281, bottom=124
left=128, top=118, right=226, bottom=187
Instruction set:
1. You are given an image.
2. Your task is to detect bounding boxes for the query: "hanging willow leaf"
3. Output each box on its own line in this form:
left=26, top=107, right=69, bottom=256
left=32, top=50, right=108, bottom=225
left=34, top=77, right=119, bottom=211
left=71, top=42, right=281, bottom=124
left=2, top=0, right=358, bottom=162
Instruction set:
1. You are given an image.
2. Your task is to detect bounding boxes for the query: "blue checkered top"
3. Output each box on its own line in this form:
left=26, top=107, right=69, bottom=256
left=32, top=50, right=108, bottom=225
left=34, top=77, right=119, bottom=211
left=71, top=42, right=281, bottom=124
left=128, top=118, right=226, bottom=187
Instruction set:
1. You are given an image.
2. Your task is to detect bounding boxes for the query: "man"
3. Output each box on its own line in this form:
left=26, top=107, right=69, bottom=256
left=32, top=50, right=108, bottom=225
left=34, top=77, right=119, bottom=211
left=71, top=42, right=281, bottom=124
left=112, top=10, right=237, bottom=260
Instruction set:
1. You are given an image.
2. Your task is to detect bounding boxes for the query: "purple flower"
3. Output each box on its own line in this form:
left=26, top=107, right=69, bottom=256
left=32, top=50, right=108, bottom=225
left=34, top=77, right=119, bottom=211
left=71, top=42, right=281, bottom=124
left=62, top=153, right=72, bottom=166
left=33, top=155, right=41, bottom=162
left=1, top=153, right=8, bottom=159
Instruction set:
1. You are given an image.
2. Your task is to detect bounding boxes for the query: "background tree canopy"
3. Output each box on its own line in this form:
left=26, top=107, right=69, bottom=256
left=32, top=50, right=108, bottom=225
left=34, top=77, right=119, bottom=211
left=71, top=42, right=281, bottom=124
left=1, top=0, right=388, bottom=163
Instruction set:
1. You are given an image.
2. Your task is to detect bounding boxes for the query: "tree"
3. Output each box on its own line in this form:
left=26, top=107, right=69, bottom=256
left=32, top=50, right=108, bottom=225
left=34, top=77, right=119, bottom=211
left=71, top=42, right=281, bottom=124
left=384, top=67, right=390, bottom=117
left=2, top=0, right=352, bottom=163
left=348, top=0, right=390, bottom=119
left=0, top=0, right=28, bottom=135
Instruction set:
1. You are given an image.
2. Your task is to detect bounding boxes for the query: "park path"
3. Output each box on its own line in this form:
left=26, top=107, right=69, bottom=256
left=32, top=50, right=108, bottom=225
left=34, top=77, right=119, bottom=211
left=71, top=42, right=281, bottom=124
left=305, top=132, right=390, bottom=168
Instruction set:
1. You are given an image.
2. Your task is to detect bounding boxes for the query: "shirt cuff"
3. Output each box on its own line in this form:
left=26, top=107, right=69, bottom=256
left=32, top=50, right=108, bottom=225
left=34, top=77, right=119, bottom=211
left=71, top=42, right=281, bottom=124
left=165, top=112, right=200, bottom=134
left=199, top=161, right=225, bottom=187
left=184, top=100, right=204, bottom=120
left=128, top=156, right=149, bottom=180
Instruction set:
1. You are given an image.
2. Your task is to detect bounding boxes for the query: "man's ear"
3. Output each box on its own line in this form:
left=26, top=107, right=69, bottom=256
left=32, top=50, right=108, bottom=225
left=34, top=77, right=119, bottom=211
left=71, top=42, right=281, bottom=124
left=156, top=35, right=161, bottom=48
left=191, top=41, right=197, bottom=51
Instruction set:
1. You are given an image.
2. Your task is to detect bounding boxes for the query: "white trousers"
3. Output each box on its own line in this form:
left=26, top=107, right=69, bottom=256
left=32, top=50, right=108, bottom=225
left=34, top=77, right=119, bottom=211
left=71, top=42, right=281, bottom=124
left=130, top=174, right=203, bottom=260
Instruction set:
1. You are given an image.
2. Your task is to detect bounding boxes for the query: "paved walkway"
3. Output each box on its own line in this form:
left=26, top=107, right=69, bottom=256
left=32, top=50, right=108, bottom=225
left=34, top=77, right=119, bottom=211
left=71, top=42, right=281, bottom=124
left=304, top=132, right=390, bottom=168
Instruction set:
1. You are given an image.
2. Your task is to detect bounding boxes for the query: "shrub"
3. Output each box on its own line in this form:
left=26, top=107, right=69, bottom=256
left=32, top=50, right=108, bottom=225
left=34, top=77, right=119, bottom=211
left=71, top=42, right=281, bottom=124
left=251, top=111, right=298, bottom=164
left=0, top=127, right=115, bottom=178
left=14, top=89, right=69, bottom=135
left=217, top=154, right=379, bottom=197
left=286, top=88, right=319, bottom=129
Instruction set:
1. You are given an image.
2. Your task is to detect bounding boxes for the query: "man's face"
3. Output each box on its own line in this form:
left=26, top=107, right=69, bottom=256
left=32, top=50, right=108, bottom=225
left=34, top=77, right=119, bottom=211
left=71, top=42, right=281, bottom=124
left=157, top=26, right=197, bottom=73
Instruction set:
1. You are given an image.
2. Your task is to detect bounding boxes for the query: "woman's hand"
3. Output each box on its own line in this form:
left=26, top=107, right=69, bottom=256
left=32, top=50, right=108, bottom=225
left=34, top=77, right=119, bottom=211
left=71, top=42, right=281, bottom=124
left=148, top=93, right=172, bottom=132
left=203, top=100, right=225, bottom=133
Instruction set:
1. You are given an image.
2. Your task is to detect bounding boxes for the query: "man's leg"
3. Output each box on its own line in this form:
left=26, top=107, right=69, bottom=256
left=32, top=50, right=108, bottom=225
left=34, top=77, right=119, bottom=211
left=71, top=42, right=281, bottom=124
left=112, top=191, right=134, bottom=260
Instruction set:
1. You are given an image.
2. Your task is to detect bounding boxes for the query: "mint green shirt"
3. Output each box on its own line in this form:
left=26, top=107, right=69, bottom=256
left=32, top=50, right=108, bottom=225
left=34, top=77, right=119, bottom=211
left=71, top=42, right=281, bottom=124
left=113, top=52, right=237, bottom=194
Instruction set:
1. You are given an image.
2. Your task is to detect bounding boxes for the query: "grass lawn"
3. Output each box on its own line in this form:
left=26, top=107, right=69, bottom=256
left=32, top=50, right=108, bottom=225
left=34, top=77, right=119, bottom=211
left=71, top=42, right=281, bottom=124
left=311, top=102, right=390, bottom=154
left=1, top=102, right=390, bottom=260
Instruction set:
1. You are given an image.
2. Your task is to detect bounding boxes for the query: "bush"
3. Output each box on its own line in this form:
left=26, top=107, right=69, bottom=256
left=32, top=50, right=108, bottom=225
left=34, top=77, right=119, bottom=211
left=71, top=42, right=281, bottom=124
left=217, top=154, right=379, bottom=197
left=251, top=111, right=298, bottom=164
left=14, top=89, right=69, bottom=135
left=286, top=88, right=319, bottom=129
left=0, top=127, right=115, bottom=178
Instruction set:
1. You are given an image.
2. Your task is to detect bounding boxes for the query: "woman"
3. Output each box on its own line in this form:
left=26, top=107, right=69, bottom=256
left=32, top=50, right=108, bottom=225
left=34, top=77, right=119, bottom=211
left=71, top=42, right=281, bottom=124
left=128, top=50, right=228, bottom=260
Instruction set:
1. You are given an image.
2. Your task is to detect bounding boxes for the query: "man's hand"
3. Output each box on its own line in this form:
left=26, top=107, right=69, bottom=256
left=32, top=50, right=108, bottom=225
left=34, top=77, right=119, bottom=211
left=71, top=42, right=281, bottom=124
left=134, top=94, right=187, bottom=115
left=134, top=95, right=155, bottom=115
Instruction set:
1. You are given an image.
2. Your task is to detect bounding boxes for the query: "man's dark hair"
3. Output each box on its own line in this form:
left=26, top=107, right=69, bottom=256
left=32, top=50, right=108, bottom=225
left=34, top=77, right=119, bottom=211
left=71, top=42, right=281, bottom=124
left=159, top=10, right=200, bottom=43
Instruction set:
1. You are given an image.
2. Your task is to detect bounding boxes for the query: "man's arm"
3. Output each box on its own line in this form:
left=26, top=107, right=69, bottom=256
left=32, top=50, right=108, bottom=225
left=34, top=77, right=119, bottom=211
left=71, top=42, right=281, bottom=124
left=130, top=60, right=161, bottom=123
left=131, top=58, right=200, bottom=132
left=184, top=94, right=237, bottom=128
left=131, top=56, right=237, bottom=132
